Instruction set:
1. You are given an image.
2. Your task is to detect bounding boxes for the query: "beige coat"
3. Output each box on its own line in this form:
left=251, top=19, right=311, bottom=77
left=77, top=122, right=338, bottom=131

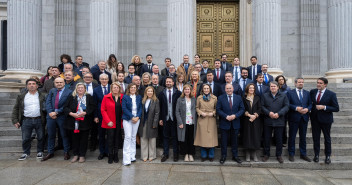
left=194, top=95, right=218, bottom=147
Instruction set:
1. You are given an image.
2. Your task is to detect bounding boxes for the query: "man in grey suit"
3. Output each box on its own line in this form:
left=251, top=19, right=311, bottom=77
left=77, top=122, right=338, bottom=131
left=116, top=72, right=128, bottom=94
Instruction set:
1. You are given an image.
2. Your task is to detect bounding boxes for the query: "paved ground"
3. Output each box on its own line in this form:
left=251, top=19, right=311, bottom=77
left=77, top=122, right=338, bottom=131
left=0, top=154, right=352, bottom=185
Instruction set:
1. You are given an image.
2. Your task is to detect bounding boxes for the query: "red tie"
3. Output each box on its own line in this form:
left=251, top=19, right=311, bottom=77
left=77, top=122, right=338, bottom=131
left=217, top=69, right=220, bottom=80
left=316, top=90, right=322, bottom=104
left=55, top=90, right=60, bottom=109
left=229, top=95, right=232, bottom=111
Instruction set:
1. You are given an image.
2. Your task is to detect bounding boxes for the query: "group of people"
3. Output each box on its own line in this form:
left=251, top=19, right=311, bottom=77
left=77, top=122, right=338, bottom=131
left=12, top=53, right=339, bottom=165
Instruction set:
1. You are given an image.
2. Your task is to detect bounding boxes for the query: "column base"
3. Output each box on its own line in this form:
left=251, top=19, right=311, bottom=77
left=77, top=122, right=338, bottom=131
left=267, top=68, right=283, bottom=78
left=0, top=70, right=44, bottom=84
left=325, top=69, right=352, bottom=83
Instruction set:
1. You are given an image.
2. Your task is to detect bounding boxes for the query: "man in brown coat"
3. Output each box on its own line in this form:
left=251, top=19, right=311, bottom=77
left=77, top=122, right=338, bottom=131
left=176, top=54, right=194, bottom=83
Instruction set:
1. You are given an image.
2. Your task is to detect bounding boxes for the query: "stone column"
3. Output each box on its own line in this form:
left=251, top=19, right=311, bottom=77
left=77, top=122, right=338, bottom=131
left=167, top=0, right=195, bottom=66
left=325, top=0, right=352, bottom=82
left=90, top=0, right=119, bottom=64
left=253, top=0, right=282, bottom=76
left=240, top=0, right=253, bottom=67
left=5, top=0, right=42, bottom=79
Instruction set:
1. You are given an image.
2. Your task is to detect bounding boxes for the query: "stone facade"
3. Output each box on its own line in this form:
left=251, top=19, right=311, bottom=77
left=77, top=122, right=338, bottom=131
left=0, top=0, right=351, bottom=82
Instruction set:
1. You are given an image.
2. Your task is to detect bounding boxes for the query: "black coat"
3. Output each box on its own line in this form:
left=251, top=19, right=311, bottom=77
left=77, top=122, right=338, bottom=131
left=241, top=95, right=262, bottom=149
left=158, top=88, right=181, bottom=123
left=261, top=91, right=289, bottom=127
left=64, top=94, right=96, bottom=131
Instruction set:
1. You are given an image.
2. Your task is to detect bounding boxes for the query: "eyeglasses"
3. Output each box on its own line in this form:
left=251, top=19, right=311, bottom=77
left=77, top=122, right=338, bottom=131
left=84, top=76, right=93, bottom=78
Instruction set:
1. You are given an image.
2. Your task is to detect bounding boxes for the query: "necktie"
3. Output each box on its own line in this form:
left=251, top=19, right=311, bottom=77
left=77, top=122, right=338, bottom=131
left=259, top=85, right=262, bottom=95
left=242, top=79, right=246, bottom=90
left=209, top=83, right=213, bottom=93
left=121, top=83, right=124, bottom=92
left=229, top=95, right=232, bottom=111
left=223, top=62, right=226, bottom=71
left=217, top=69, right=220, bottom=80
left=235, top=67, right=238, bottom=82
left=55, top=90, right=60, bottom=109
left=252, top=66, right=255, bottom=80
left=168, top=90, right=171, bottom=103
left=264, top=73, right=268, bottom=84
left=148, top=65, right=151, bottom=72
left=184, top=64, right=188, bottom=74
left=103, top=86, right=108, bottom=95
left=298, top=89, right=303, bottom=103
left=86, top=84, right=89, bottom=91
left=316, top=90, right=322, bottom=104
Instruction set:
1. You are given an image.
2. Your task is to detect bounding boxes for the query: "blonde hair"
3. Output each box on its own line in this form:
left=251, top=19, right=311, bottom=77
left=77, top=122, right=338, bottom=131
left=110, top=82, right=122, bottom=98
left=180, top=84, right=194, bottom=98
left=111, top=72, right=118, bottom=83
left=141, top=72, right=151, bottom=86
left=72, top=83, right=88, bottom=97
left=131, top=55, right=141, bottom=64
left=190, top=70, right=200, bottom=82
left=142, top=86, right=157, bottom=103
left=176, top=74, right=185, bottom=86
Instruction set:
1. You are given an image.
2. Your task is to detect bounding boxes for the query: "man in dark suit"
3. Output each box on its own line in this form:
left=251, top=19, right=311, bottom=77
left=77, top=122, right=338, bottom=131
left=203, top=71, right=221, bottom=97
left=151, top=74, right=165, bottom=96
left=93, top=73, right=110, bottom=160
left=213, top=59, right=226, bottom=85
left=220, top=54, right=232, bottom=72
left=231, top=57, right=242, bottom=83
left=140, top=54, right=155, bottom=75
left=237, top=68, right=253, bottom=93
left=159, top=77, right=182, bottom=162
left=132, top=75, right=146, bottom=96
left=124, top=64, right=135, bottom=84
left=151, top=65, right=164, bottom=86
left=200, top=60, right=212, bottom=83
left=255, top=73, right=269, bottom=97
left=161, top=57, right=172, bottom=77
left=248, top=56, right=262, bottom=81
left=216, top=84, right=245, bottom=164
left=287, top=78, right=312, bottom=162
left=261, top=81, right=289, bottom=163
left=261, top=64, right=274, bottom=86
left=221, top=71, right=242, bottom=96
left=43, top=77, right=72, bottom=161
left=310, top=77, right=339, bottom=164
left=74, top=55, right=90, bottom=76
left=92, top=60, right=112, bottom=84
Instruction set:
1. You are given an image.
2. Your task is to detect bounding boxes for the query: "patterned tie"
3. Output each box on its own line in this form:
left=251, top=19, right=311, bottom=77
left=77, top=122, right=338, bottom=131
left=55, top=90, right=60, bottom=109
left=229, top=95, right=232, bottom=111
left=103, top=86, right=108, bottom=95
left=168, top=90, right=171, bottom=103
left=120, top=83, right=124, bottom=92
left=184, top=64, right=188, bottom=74
left=316, top=90, right=322, bottom=104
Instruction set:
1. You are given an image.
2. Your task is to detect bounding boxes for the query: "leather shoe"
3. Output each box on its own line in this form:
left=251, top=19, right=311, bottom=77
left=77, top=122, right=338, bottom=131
left=313, top=155, right=319, bottom=163
left=64, top=152, right=70, bottom=160
left=173, top=154, right=179, bottom=162
left=300, top=155, right=311, bottom=162
left=161, top=155, right=169, bottom=162
left=325, top=156, right=331, bottom=164
left=201, top=157, right=206, bottom=162
left=219, top=156, right=226, bottom=164
left=42, top=153, right=54, bottom=161
left=262, top=155, right=269, bottom=162
left=289, top=155, right=294, bottom=162
left=277, top=156, right=284, bottom=163
left=209, top=158, right=214, bottom=162
left=232, top=157, right=242, bottom=164
left=98, top=153, right=107, bottom=160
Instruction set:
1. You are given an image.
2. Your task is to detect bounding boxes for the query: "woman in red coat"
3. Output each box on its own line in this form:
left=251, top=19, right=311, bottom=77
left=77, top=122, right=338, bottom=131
left=101, top=82, right=123, bottom=164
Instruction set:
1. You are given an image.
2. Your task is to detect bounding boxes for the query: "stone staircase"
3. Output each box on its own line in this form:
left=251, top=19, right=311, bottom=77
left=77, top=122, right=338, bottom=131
left=0, top=83, right=351, bottom=169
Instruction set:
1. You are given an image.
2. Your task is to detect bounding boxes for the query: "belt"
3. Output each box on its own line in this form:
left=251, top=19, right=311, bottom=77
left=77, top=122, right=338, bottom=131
left=23, top=116, right=41, bottom=120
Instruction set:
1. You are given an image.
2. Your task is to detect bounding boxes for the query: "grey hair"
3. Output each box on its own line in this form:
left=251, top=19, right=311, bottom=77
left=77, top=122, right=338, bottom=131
left=64, top=63, right=73, bottom=69
left=99, top=73, right=108, bottom=79
left=294, top=77, right=304, bottom=83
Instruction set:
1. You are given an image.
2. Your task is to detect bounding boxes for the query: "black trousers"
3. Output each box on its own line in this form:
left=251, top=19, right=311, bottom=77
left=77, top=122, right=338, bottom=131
left=90, top=121, right=98, bottom=147
left=72, top=130, right=89, bottom=157
left=180, top=124, right=195, bottom=155
left=107, top=127, right=121, bottom=154
left=311, top=120, right=332, bottom=156
left=264, top=126, right=284, bottom=157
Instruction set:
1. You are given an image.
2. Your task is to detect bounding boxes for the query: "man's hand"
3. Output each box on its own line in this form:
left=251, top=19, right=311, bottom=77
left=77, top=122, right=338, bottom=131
left=159, top=120, right=163, bottom=126
left=296, top=106, right=303, bottom=112
left=316, top=105, right=325, bottom=110
left=269, top=112, right=275, bottom=119
left=301, top=108, right=309, bottom=114
left=226, top=115, right=232, bottom=121
left=179, top=124, right=184, bottom=129
left=49, top=112, right=57, bottom=119
left=14, top=122, right=20, bottom=129
left=94, top=118, right=99, bottom=123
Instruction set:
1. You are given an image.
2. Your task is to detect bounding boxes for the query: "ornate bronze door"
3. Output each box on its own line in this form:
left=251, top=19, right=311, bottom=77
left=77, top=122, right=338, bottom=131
left=197, top=2, right=239, bottom=68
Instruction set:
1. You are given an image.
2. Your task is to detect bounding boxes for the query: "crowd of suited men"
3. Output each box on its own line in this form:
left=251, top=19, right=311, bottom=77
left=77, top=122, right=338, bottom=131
left=12, top=53, right=339, bottom=165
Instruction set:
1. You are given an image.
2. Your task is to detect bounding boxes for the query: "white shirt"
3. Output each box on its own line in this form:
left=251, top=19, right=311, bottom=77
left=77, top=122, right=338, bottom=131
left=185, top=99, right=193, bottom=125
left=145, top=99, right=151, bottom=111
left=315, top=88, right=326, bottom=101
left=130, top=94, right=137, bottom=117
left=24, top=92, right=41, bottom=117
left=86, top=82, right=93, bottom=96
left=296, top=88, right=303, bottom=99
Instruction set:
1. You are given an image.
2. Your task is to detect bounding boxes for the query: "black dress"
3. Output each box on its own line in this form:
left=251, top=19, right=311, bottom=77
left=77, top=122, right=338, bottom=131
left=241, top=95, right=262, bottom=150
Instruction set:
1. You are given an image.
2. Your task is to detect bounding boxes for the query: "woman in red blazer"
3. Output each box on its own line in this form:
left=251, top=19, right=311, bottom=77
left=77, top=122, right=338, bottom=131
left=101, top=82, right=124, bottom=164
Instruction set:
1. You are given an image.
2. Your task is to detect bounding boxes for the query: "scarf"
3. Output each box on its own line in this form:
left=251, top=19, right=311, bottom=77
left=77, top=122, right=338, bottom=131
left=203, top=93, right=210, bottom=101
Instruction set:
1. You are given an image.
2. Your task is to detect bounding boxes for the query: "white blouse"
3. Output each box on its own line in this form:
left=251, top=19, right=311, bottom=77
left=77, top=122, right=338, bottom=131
left=130, top=94, right=137, bottom=117
left=185, top=99, right=193, bottom=125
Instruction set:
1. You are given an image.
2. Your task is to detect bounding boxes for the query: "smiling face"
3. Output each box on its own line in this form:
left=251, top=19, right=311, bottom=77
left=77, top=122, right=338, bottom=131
left=54, top=78, right=65, bottom=90
left=111, top=84, right=120, bottom=95
left=317, top=79, right=327, bottom=90
left=76, top=84, right=86, bottom=96
left=146, top=88, right=154, bottom=98
left=203, top=85, right=210, bottom=95
left=129, top=85, right=137, bottom=95
left=183, top=87, right=191, bottom=97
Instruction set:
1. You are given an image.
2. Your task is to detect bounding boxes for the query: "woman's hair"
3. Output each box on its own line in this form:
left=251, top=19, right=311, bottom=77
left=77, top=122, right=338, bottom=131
left=180, top=84, right=194, bottom=98
left=141, top=72, right=151, bottom=86
left=131, top=55, right=141, bottom=64
left=60, top=54, right=72, bottom=63
left=46, top=66, right=53, bottom=76
left=199, top=83, right=212, bottom=96
left=72, top=83, right=88, bottom=97
left=107, top=54, right=117, bottom=69
left=245, top=83, right=256, bottom=96
left=176, top=74, right=185, bottom=85
left=117, top=62, right=125, bottom=73
left=110, top=82, right=122, bottom=98
left=275, top=75, right=287, bottom=85
left=191, top=70, right=200, bottom=82
left=142, top=86, right=157, bottom=103
left=125, top=83, right=137, bottom=96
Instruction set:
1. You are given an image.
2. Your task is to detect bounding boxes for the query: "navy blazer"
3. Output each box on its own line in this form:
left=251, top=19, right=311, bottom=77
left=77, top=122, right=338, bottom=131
left=46, top=87, right=72, bottom=117
left=124, top=75, right=134, bottom=84
left=93, top=84, right=110, bottom=119
left=140, top=63, right=155, bottom=75
left=287, top=89, right=312, bottom=123
left=237, top=78, right=254, bottom=94
left=254, top=83, right=270, bottom=97
left=262, top=73, right=274, bottom=86
left=203, top=81, right=221, bottom=97
left=121, top=94, right=143, bottom=121
left=200, top=68, right=212, bottom=82
left=221, top=83, right=243, bottom=96
left=216, top=94, right=245, bottom=130
left=93, top=70, right=112, bottom=85
left=221, top=62, right=232, bottom=72
left=212, top=68, right=226, bottom=85
left=248, top=65, right=262, bottom=80
left=158, top=88, right=182, bottom=123
left=229, top=66, right=243, bottom=83
left=310, top=89, right=339, bottom=124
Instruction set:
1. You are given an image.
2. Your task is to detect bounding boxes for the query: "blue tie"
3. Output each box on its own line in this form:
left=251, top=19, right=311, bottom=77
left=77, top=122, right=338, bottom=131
left=299, top=89, right=303, bottom=104
left=235, top=67, right=238, bottom=82
left=103, top=86, right=108, bottom=95
left=264, top=73, right=268, bottom=83
left=242, top=79, right=246, bottom=90
left=184, top=64, right=188, bottom=74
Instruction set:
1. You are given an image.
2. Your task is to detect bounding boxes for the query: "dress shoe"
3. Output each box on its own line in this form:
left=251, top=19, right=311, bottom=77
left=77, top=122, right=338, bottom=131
left=219, top=156, right=226, bottom=164
left=173, top=154, right=179, bottom=162
left=325, top=156, right=331, bottom=164
left=289, top=155, right=294, bottom=162
left=108, top=154, right=113, bottom=164
left=78, top=157, right=85, bottom=163
left=232, top=157, right=242, bottom=164
left=277, top=156, right=284, bottom=163
left=313, top=155, right=319, bottom=163
left=42, top=153, right=54, bottom=161
left=262, top=155, right=269, bottom=162
left=114, top=153, right=119, bottom=163
left=71, top=156, right=78, bottom=163
left=161, top=155, right=169, bottom=162
left=64, top=152, right=70, bottom=160
left=300, top=155, right=312, bottom=162
left=98, top=153, right=107, bottom=160
left=201, top=157, right=206, bottom=162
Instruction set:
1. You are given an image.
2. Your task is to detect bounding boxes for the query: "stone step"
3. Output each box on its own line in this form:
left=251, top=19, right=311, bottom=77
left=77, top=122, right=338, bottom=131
left=0, top=92, right=20, bottom=99
left=333, top=116, right=352, bottom=124
left=334, top=109, right=352, bottom=116
left=0, top=105, right=15, bottom=112
left=0, top=127, right=21, bottom=136
left=0, top=111, right=13, bottom=118
left=0, top=99, right=17, bottom=105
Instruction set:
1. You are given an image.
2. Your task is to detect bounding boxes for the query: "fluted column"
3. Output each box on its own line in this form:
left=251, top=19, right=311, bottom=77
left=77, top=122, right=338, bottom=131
left=90, top=0, right=119, bottom=64
left=326, top=0, right=352, bottom=82
left=253, top=0, right=282, bottom=76
left=7, top=0, right=42, bottom=72
left=167, top=0, right=195, bottom=66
